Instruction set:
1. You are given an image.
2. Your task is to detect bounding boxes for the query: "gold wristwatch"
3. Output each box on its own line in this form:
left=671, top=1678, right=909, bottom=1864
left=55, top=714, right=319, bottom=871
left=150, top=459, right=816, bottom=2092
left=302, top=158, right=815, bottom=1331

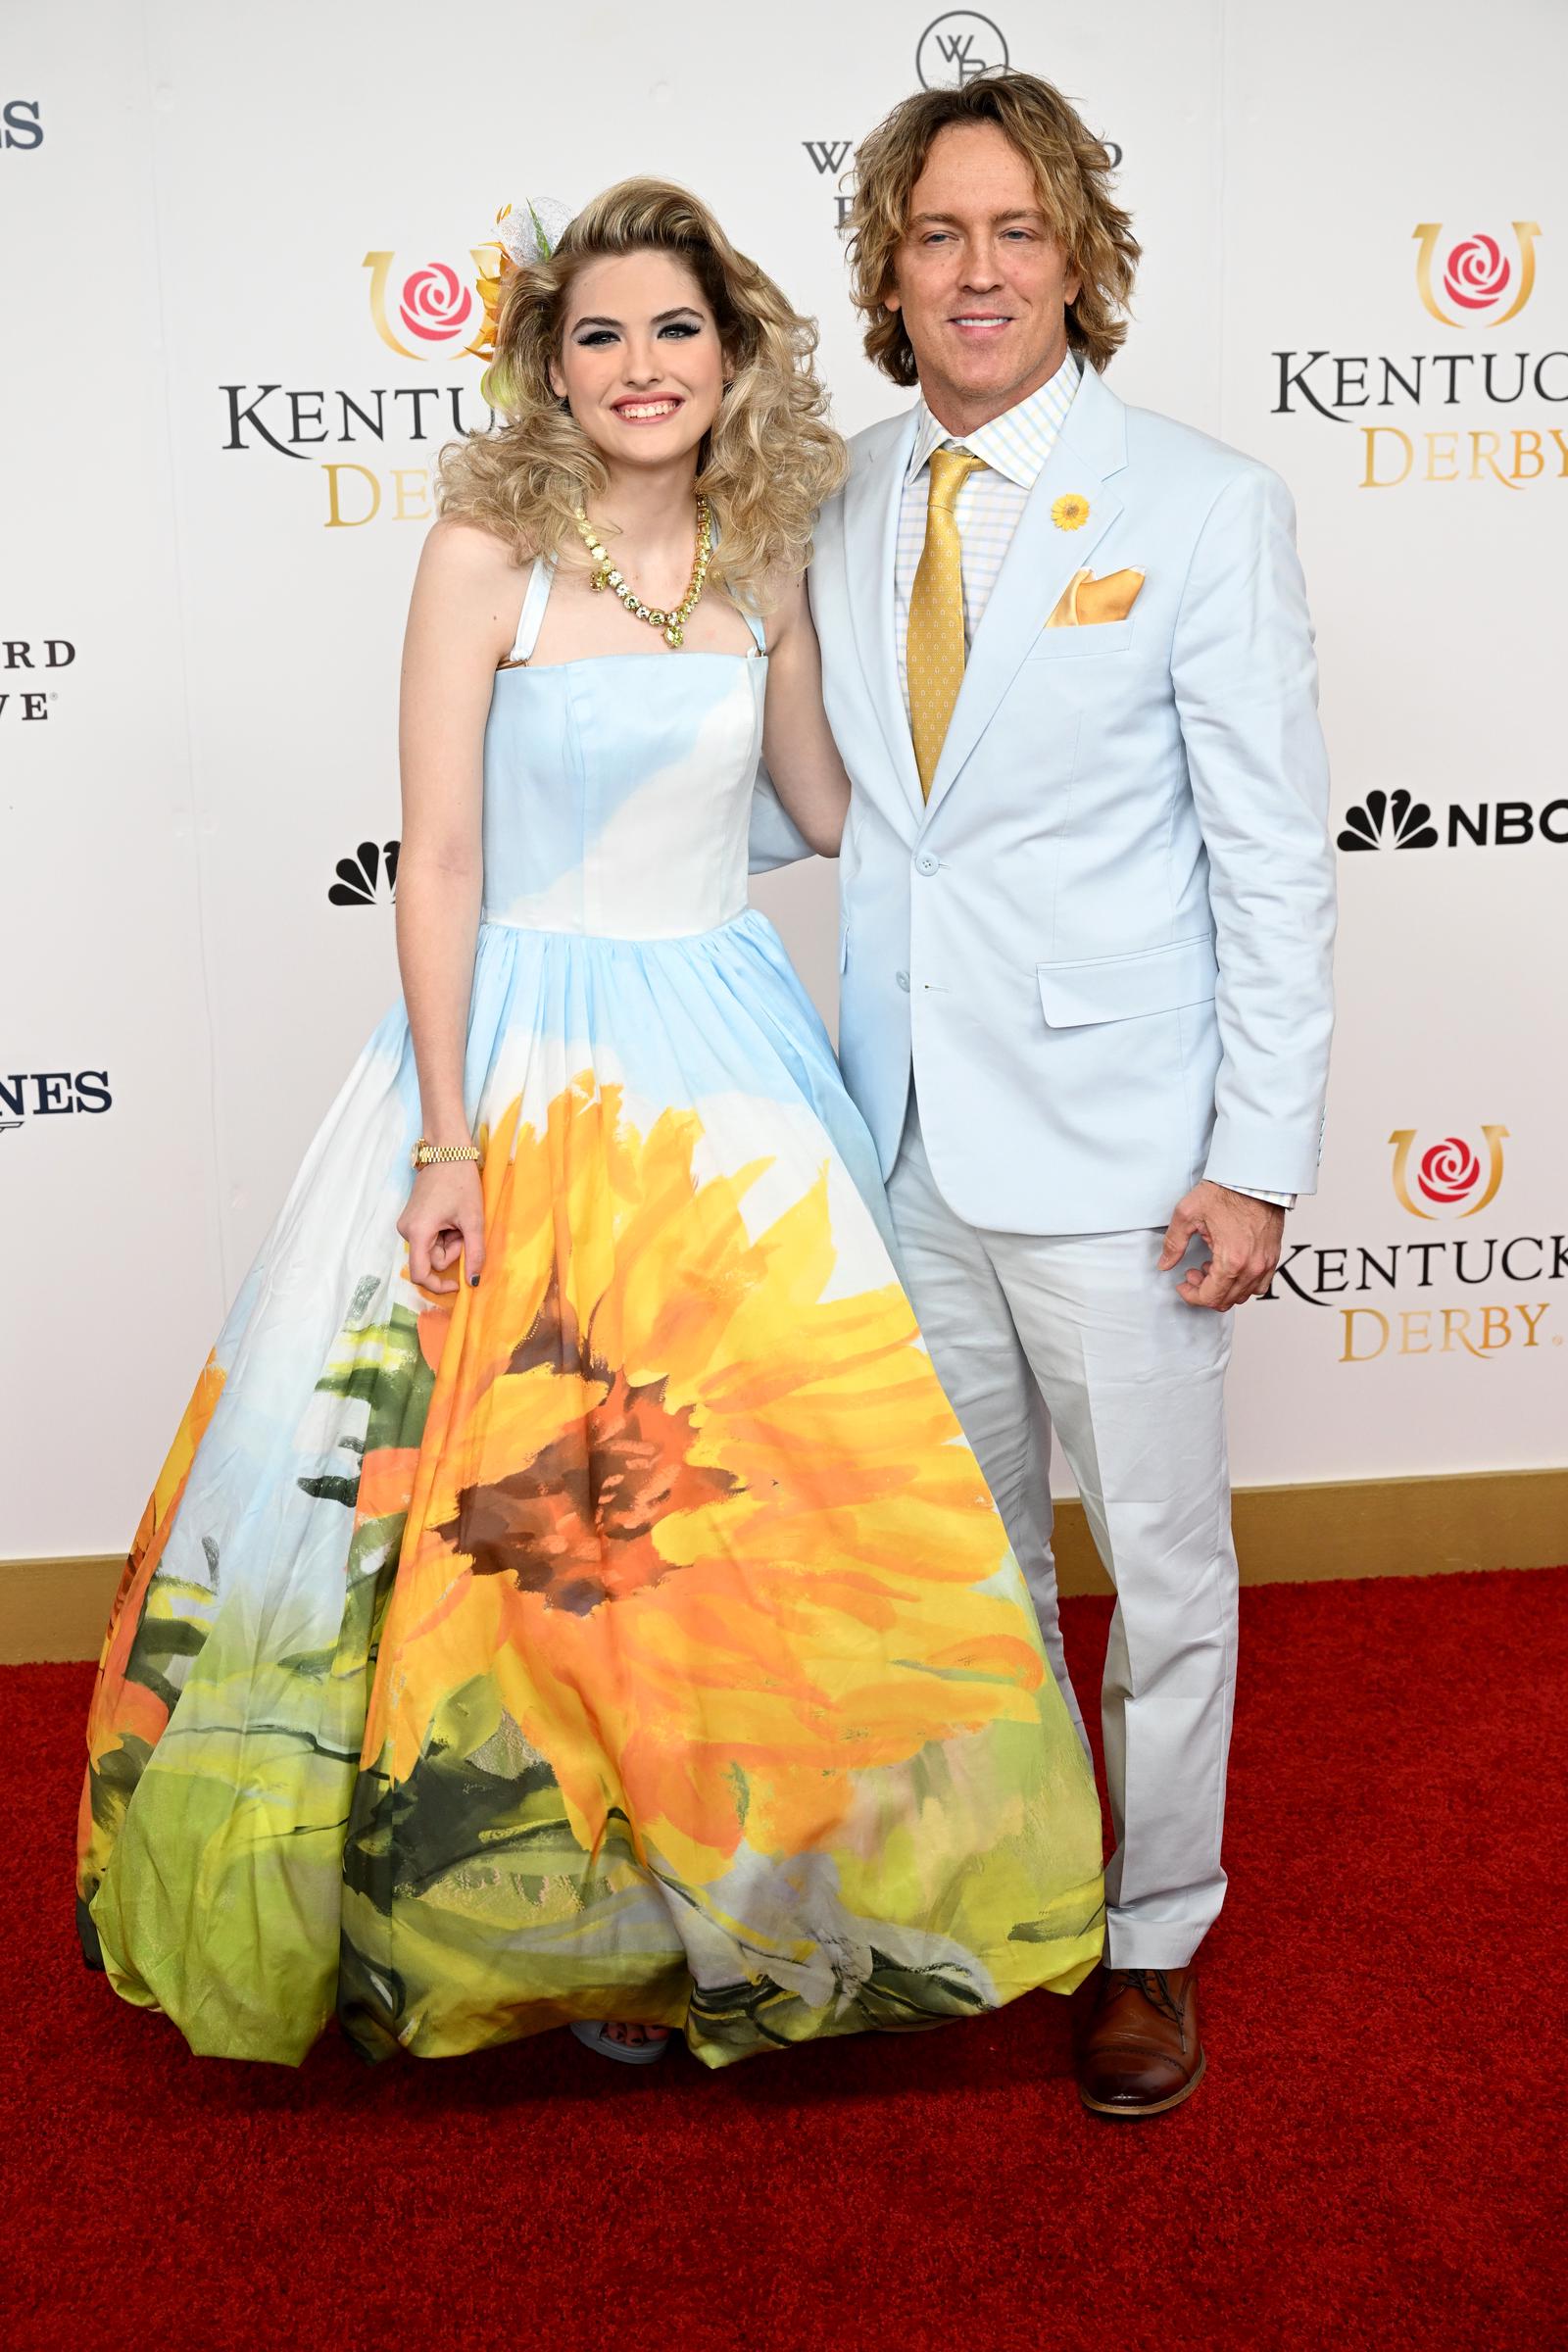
left=410, top=1139, right=482, bottom=1171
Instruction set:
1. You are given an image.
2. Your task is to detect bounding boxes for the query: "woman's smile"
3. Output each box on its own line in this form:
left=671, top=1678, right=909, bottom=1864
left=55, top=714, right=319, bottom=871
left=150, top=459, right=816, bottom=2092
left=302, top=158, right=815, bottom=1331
left=611, top=394, right=686, bottom=423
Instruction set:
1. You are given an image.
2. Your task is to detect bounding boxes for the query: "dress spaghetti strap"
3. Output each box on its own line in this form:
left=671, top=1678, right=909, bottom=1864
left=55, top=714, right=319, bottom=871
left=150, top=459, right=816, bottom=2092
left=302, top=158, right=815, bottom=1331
left=740, top=598, right=767, bottom=656
left=499, top=555, right=554, bottom=668
left=715, top=513, right=766, bottom=654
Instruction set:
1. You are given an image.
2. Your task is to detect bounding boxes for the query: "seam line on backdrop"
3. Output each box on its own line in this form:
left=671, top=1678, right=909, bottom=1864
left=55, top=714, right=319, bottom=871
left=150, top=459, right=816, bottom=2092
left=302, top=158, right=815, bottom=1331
left=1217, top=0, right=1230, bottom=447
left=139, top=0, right=231, bottom=1308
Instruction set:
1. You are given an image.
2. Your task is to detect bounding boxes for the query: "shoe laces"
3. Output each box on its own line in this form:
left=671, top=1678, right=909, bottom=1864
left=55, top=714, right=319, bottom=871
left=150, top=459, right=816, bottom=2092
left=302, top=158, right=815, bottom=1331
left=1105, top=1967, right=1185, bottom=2032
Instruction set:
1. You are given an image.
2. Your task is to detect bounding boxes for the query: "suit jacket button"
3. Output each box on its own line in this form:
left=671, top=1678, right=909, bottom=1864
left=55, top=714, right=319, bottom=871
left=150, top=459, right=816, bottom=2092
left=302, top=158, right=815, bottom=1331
left=896, top=970, right=910, bottom=992
left=915, top=853, right=939, bottom=876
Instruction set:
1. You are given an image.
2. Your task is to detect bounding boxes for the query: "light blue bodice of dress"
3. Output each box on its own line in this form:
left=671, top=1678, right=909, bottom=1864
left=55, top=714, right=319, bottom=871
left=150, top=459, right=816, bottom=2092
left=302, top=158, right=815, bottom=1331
left=478, top=554, right=769, bottom=940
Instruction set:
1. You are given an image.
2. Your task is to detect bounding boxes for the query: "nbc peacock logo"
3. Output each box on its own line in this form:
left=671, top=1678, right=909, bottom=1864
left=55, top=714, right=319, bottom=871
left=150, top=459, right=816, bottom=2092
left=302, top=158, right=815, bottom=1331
left=1389, top=1127, right=1507, bottom=1220
left=328, top=840, right=399, bottom=907
left=1338, top=790, right=1438, bottom=853
left=1413, top=221, right=1541, bottom=328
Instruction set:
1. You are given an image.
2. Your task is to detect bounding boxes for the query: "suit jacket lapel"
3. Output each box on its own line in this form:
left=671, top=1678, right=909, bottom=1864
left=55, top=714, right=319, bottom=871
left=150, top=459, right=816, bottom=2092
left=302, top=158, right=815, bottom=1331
left=842, top=406, right=923, bottom=821
left=922, top=366, right=1130, bottom=826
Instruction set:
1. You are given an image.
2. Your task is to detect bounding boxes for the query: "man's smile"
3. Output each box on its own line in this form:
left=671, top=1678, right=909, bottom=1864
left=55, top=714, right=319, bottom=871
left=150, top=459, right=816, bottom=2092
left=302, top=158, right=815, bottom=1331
left=949, top=312, right=1015, bottom=338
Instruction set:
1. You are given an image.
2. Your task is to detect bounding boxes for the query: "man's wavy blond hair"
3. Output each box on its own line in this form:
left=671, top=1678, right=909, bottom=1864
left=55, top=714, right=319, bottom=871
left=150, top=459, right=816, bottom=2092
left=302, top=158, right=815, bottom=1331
left=846, top=73, right=1140, bottom=382
left=437, top=178, right=846, bottom=605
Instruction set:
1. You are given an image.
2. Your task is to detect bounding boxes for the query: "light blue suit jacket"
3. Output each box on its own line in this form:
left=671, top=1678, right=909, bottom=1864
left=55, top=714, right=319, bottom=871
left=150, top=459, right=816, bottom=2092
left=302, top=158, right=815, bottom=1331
left=752, top=362, right=1337, bottom=1234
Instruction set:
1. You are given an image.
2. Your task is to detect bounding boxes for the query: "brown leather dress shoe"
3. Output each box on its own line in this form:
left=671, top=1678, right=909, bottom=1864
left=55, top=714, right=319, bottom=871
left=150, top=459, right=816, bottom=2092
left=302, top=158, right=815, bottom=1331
left=1076, top=1965, right=1205, bottom=2118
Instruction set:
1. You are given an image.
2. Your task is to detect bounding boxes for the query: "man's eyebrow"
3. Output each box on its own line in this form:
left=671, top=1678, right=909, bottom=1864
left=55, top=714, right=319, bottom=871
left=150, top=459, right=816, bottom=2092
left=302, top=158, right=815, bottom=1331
left=909, top=209, right=1046, bottom=226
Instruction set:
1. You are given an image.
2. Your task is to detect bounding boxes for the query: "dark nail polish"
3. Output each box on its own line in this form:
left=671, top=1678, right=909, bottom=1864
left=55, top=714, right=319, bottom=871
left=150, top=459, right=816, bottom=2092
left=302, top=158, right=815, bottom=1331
left=469, top=1274, right=480, bottom=1287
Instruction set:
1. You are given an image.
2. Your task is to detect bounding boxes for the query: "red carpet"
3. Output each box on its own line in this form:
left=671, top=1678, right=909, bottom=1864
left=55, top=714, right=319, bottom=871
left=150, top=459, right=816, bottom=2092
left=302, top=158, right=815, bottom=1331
left=4, top=1569, right=1563, bottom=2351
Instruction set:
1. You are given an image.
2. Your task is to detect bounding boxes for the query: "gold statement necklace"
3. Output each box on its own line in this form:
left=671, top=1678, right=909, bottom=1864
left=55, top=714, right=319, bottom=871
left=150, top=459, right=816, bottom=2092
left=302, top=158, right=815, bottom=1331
left=572, top=495, right=712, bottom=649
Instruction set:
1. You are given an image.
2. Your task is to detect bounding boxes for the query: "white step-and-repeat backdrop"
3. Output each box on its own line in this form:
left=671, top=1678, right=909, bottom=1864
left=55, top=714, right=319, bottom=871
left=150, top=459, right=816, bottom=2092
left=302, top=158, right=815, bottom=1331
left=5, top=0, right=1565, bottom=1560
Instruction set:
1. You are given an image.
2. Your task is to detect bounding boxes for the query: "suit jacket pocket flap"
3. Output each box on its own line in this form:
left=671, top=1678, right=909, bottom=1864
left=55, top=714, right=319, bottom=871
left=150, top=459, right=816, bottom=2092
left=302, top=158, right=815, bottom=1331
left=1026, top=615, right=1136, bottom=660
left=1037, top=934, right=1219, bottom=1028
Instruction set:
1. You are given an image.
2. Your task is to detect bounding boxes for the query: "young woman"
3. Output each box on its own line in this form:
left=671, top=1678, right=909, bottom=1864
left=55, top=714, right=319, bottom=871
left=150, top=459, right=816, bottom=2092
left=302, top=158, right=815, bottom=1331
left=75, top=181, right=1103, bottom=2070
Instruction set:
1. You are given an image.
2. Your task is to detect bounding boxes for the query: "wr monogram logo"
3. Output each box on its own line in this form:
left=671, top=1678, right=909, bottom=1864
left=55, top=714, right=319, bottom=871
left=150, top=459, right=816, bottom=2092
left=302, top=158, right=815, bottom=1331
left=916, top=12, right=1009, bottom=90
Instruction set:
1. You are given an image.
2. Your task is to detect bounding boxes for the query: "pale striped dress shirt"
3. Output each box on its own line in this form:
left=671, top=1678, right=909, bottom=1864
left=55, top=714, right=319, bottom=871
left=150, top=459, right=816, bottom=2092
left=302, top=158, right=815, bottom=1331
left=895, top=352, right=1294, bottom=1211
left=895, top=351, right=1082, bottom=711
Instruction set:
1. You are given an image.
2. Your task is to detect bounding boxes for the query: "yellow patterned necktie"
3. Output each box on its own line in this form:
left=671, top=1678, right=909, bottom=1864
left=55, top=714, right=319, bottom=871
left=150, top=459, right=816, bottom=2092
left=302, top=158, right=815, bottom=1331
left=907, top=446, right=988, bottom=801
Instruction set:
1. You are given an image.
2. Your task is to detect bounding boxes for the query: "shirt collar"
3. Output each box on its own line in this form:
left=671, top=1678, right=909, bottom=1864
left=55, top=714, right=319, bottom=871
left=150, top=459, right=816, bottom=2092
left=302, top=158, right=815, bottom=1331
left=906, top=350, right=1083, bottom=489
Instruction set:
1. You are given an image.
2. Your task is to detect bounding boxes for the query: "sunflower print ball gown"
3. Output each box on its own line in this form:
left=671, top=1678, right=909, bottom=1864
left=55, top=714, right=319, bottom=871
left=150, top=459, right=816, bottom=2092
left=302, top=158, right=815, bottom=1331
left=75, top=558, right=1105, bottom=2068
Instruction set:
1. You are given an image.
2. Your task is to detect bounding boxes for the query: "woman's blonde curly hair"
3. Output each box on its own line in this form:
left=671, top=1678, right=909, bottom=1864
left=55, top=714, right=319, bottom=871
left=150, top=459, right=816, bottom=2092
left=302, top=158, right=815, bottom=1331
left=846, top=73, right=1140, bottom=382
left=437, top=178, right=846, bottom=606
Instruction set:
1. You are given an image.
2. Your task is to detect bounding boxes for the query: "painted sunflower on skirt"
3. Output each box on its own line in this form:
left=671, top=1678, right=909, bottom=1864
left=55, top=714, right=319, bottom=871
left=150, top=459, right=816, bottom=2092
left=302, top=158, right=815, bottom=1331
left=363, top=1070, right=1047, bottom=1886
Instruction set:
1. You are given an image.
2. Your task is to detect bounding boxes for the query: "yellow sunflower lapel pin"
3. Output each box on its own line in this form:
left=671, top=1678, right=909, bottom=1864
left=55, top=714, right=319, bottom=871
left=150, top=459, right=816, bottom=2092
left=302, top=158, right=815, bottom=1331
left=1052, top=493, right=1091, bottom=531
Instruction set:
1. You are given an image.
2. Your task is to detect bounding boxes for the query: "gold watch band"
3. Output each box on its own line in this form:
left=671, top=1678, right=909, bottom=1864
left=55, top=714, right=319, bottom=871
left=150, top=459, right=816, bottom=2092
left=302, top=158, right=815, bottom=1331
left=410, top=1139, right=482, bottom=1171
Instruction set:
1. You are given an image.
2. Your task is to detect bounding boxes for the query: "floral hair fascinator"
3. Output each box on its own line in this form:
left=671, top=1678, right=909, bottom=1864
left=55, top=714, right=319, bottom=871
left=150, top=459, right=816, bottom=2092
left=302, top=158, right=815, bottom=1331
left=475, top=196, right=574, bottom=358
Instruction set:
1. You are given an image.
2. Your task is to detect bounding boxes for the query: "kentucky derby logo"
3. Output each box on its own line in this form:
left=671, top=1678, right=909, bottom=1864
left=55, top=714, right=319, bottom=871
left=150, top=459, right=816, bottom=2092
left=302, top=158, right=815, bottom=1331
left=329, top=840, right=399, bottom=906
left=1413, top=222, right=1541, bottom=328
left=1389, top=1127, right=1507, bottom=1220
left=916, top=12, right=1008, bottom=88
left=363, top=250, right=497, bottom=362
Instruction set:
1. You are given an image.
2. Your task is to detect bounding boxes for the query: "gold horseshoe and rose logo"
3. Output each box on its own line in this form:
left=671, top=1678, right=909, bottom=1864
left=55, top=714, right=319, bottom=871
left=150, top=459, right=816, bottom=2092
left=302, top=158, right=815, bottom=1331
left=362, top=250, right=501, bottom=363
left=1412, top=221, right=1540, bottom=326
left=1389, top=1128, right=1508, bottom=1220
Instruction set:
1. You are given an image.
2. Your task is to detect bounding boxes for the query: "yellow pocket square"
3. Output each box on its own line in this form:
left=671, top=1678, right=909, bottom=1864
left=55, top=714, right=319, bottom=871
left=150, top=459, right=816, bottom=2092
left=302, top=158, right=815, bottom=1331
left=1046, top=567, right=1146, bottom=628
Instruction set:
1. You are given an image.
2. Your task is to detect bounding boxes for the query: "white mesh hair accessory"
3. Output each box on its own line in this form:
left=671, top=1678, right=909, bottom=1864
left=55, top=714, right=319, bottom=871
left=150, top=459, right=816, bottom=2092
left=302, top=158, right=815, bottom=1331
left=495, top=197, right=574, bottom=268
left=475, top=198, right=577, bottom=362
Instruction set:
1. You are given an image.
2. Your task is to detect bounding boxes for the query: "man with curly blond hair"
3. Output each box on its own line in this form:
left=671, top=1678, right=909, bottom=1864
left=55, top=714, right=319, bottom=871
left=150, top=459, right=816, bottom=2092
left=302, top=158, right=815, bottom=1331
left=755, top=72, right=1336, bottom=2117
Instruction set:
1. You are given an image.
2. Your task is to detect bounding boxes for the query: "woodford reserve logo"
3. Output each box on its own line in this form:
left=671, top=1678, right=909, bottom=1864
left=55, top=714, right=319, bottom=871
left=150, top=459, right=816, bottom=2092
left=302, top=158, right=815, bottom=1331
left=2, top=634, right=74, bottom=721
left=916, top=13, right=1009, bottom=91
left=1273, top=220, right=1568, bottom=490
left=219, top=214, right=543, bottom=529
left=802, top=13, right=1120, bottom=234
left=1264, top=1122, right=1561, bottom=1362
